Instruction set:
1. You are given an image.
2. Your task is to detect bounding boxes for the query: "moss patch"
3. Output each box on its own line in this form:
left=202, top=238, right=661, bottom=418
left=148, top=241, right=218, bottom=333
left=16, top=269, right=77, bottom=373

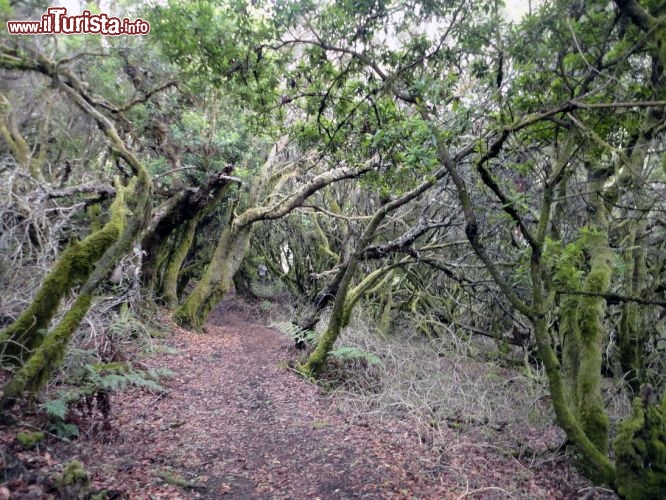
left=55, top=460, right=91, bottom=499
left=16, top=430, right=44, bottom=449
left=614, top=389, right=666, bottom=500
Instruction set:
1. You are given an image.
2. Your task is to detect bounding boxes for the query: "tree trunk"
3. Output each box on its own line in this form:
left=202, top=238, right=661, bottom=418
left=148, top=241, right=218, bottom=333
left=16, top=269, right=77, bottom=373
left=141, top=170, right=239, bottom=286
left=0, top=179, right=125, bottom=364
left=173, top=145, right=370, bottom=330
left=158, top=216, right=200, bottom=307
left=576, top=228, right=611, bottom=453
left=299, top=154, right=451, bottom=376
left=0, top=48, right=154, bottom=408
left=152, top=180, right=235, bottom=307
left=1, top=171, right=152, bottom=408
left=614, top=387, right=666, bottom=500
left=173, top=223, right=252, bottom=330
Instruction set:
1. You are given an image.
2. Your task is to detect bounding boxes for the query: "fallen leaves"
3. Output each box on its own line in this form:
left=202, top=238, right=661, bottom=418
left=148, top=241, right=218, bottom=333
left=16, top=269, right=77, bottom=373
left=1, top=298, right=619, bottom=499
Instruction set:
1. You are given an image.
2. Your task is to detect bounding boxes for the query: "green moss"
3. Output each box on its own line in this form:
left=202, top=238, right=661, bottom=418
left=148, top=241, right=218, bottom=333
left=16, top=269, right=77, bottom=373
left=155, top=182, right=234, bottom=309
left=16, top=431, right=44, bottom=449
left=161, top=216, right=199, bottom=308
left=378, top=286, right=393, bottom=335
left=174, top=225, right=252, bottom=330
left=298, top=312, right=343, bottom=377
left=614, top=390, right=666, bottom=500
left=87, top=203, right=103, bottom=231
left=560, top=294, right=581, bottom=410
left=60, top=460, right=89, bottom=486
left=532, top=316, right=616, bottom=485
left=0, top=185, right=126, bottom=363
left=1, top=293, right=93, bottom=406
left=574, top=230, right=612, bottom=453
left=556, top=229, right=612, bottom=454
left=55, top=460, right=90, bottom=499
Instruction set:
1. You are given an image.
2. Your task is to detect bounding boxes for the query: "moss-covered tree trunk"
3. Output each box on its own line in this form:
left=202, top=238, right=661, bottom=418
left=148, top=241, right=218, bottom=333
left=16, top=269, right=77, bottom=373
left=615, top=131, right=653, bottom=394
left=618, top=221, right=648, bottom=394
left=153, top=217, right=198, bottom=307
left=0, top=183, right=126, bottom=364
left=608, top=4, right=666, bottom=494
left=141, top=169, right=239, bottom=287
left=173, top=141, right=369, bottom=330
left=614, top=387, right=666, bottom=499
left=1, top=169, right=152, bottom=409
left=377, top=282, right=393, bottom=335
left=576, top=228, right=612, bottom=453
left=299, top=153, right=451, bottom=376
left=156, top=181, right=237, bottom=307
left=437, top=118, right=620, bottom=483
left=341, top=264, right=404, bottom=328
left=296, top=258, right=348, bottom=332
left=0, top=48, right=153, bottom=409
left=554, top=158, right=614, bottom=458
left=560, top=287, right=581, bottom=413
left=173, top=222, right=253, bottom=330
left=298, top=237, right=368, bottom=377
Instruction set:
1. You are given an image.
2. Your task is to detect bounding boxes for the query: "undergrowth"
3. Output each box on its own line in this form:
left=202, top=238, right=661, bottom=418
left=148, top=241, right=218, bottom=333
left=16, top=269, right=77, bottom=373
left=37, top=297, right=171, bottom=440
left=285, top=308, right=556, bottom=448
left=283, top=304, right=635, bottom=478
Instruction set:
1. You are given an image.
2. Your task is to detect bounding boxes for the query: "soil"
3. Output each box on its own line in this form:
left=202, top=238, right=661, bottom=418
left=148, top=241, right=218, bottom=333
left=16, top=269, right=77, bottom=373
left=1, top=298, right=619, bottom=499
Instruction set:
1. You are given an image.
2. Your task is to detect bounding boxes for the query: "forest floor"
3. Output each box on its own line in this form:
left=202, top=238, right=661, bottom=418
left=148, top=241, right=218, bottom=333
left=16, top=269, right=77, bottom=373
left=1, top=298, right=619, bottom=499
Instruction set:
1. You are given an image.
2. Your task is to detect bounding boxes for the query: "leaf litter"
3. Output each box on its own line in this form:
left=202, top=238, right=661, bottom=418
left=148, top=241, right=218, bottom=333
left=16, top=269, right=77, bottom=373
left=1, top=298, right=619, bottom=499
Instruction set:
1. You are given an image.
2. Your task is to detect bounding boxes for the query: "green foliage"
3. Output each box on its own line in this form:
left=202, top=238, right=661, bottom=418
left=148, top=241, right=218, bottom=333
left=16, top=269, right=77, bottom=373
left=42, top=397, right=69, bottom=420
left=60, top=460, right=89, bottom=486
left=145, top=0, right=279, bottom=111
left=0, top=0, right=12, bottom=21
left=271, top=321, right=319, bottom=345
left=329, top=346, right=383, bottom=366
left=109, top=302, right=153, bottom=343
left=40, top=361, right=170, bottom=437
left=48, top=421, right=81, bottom=441
left=55, top=460, right=91, bottom=499
left=0, top=184, right=127, bottom=363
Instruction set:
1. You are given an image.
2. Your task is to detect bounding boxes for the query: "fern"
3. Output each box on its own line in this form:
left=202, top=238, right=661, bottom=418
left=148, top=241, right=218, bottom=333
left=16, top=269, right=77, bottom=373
left=48, top=421, right=79, bottom=441
left=42, top=398, right=68, bottom=420
left=40, top=361, right=170, bottom=426
left=271, top=321, right=319, bottom=344
left=108, top=303, right=152, bottom=342
left=83, top=362, right=168, bottom=393
left=329, top=346, right=384, bottom=366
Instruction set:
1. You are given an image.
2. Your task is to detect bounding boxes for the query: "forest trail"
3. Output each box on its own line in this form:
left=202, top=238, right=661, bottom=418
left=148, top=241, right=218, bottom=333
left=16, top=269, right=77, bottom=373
left=40, top=298, right=613, bottom=499
left=75, top=299, right=445, bottom=499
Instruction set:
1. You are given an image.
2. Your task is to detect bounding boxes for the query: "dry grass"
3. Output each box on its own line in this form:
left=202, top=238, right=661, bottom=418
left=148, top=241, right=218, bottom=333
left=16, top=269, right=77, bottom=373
left=310, top=309, right=553, bottom=446
left=303, top=306, right=635, bottom=473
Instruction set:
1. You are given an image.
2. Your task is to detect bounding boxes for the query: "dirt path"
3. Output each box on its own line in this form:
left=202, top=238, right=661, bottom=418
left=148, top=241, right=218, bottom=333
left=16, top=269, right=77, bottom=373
left=25, top=298, right=614, bottom=499
left=74, top=300, right=444, bottom=498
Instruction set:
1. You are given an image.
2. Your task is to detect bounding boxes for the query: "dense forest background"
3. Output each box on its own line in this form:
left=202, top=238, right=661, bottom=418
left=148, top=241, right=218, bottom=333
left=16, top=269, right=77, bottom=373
left=1, top=0, right=665, bottom=497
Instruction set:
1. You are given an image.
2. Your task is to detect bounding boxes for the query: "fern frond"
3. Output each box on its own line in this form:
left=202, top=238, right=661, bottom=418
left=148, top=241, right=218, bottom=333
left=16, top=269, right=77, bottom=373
left=41, top=398, right=68, bottom=420
left=270, top=321, right=319, bottom=344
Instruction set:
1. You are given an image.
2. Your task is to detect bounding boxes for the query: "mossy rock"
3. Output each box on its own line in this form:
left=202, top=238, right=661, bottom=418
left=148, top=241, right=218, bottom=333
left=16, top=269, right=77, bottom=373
left=55, top=460, right=91, bottom=500
left=16, top=431, right=44, bottom=449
